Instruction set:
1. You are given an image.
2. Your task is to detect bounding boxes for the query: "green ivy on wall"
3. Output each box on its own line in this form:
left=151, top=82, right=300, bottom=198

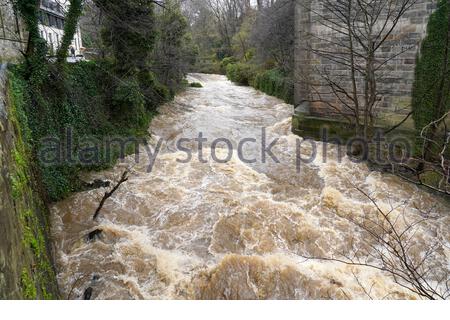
left=412, top=0, right=450, bottom=156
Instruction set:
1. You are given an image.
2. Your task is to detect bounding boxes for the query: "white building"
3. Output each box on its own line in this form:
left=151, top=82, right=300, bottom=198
left=38, top=0, right=83, bottom=56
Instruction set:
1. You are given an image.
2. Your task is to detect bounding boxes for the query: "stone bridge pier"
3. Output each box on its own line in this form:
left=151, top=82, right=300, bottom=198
left=293, top=0, right=438, bottom=140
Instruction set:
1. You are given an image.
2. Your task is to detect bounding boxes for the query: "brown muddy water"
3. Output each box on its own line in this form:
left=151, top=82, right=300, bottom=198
left=51, top=74, right=450, bottom=300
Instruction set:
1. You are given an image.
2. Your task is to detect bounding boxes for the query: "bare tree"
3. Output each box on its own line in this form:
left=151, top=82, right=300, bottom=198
left=297, top=0, right=418, bottom=139
left=251, top=0, right=295, bottom=73
left=206, top=0, right=251, bottom=55
left=77, top=0, right=107, bottom=58
left=392, top=111, right=450, bottom=196
left=303, top=185, right=450, bottom=300
left=256, top=0, right=275, bottom=10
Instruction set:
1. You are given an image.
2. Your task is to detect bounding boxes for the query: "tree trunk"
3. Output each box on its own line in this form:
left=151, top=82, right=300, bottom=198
left=57, top=0, right=83, bottom=64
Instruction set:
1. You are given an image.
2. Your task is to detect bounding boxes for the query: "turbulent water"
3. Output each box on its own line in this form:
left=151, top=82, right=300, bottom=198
left=51, top=74, right=450, bottom=300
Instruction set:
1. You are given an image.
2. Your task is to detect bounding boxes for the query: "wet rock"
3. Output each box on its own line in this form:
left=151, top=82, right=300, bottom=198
left=81, top=179, right=111, bottom=191
left=92, top=274, right=101, bottom=282
left=83, top=287, right=93, bottom=300
left=87, top=229, right=103, bottom=242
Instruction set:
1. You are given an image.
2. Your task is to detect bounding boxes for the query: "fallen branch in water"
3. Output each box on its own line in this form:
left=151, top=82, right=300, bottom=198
left=86, top=229, right=103, bottom=242
left=93, top=171, right=129, bottom=221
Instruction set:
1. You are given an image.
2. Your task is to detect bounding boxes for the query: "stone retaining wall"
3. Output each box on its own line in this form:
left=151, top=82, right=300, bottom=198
left=0, top=0, right=27, bottom=62
left=0, top=65, right=59, bottom=299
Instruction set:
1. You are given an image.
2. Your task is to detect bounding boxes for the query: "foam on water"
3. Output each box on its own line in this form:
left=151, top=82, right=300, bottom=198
left=51, top=74, right=449, bottom=300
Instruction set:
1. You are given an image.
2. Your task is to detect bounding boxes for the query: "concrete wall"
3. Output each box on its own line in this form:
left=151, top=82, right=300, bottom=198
left=295, top=0, right=437, bottom=128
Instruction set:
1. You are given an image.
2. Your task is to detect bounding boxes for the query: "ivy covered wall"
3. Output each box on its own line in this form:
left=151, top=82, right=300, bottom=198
left=412, top=0, right=450, bottom=155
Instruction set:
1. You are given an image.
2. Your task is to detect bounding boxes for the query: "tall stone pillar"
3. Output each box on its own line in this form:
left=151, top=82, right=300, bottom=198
left=294, top=0, right=312, bottom=115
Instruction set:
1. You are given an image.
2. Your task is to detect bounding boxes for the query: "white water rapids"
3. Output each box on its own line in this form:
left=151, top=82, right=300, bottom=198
left=51, top=74, right=450, bottom=300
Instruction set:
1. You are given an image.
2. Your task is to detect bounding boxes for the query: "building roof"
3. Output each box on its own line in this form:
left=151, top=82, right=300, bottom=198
left=40, top=0, right=65, bottom=18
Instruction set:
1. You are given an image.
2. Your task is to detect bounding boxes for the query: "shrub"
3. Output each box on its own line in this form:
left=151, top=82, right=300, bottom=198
left=195, top=61, right=221, bottom=74
left=226, top=63, right=257, bottom=86
left=220, top=57, right=238, bottom=73
left=189, top=82, right=203, bottom=88
left=8, top=60, right=164, bottom=201
left=138, top=70, right=172, bottom=111
left=412, top=0, right=450, bottom=155
left=112, top=78, right=147, bottom=127
left=254, top=69, right=294, bottom=104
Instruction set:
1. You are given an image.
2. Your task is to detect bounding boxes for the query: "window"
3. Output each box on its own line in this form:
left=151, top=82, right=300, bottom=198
left=39, top=12, right=49, bottom=26
left=57, top=18, right=64, bottom=30
left=49, top=15, right=56, bottom=27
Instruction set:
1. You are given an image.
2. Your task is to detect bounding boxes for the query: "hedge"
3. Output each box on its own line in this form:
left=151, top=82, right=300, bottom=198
left=253, top=69, right=294, bottom=104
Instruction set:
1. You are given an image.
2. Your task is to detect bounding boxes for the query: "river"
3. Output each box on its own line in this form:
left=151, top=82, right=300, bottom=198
left=50, top=74, right=450, bottom=300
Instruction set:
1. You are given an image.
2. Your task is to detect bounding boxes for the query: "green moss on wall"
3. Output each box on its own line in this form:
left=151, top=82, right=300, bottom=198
left=292, top=115, right=416, bottom=143
left=292, top=115, right=358, bottom=142
left=20, top=268, right=37, bottom=300
left=11, top=148, right=29, bottom=199
left=6, top=69, right=59, bottom=299
left=19, top=208, right=56, bottom=300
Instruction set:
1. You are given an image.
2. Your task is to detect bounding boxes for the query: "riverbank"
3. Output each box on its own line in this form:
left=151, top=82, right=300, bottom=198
left=7, top=62, right=170, bottom=202
left=0, top=59, right=178, bottom=299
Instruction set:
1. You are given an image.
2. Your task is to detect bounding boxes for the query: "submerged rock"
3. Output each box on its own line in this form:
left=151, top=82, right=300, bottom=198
left=87, top=229, right=103, bottom=242
left=83, top=287, right=93, bottom=300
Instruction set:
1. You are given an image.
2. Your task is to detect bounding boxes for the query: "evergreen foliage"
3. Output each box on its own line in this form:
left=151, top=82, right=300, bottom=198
left=226, top=63, right=257, bottom=86
left=9, top=62, right=156, bottom=201
left=153, top=1, right=198, bottom=93
left=254, top=69, right=294, bottom=104
left=96, top=0, right=158, bottom=74
left=57, top=0, right=83, bottom=63
left=412, top=0, right=450, bottom=155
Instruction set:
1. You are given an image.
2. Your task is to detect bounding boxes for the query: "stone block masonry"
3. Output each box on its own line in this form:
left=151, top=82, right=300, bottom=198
left=0, top=64, right=59, bottom=299
left=0, top=0, right=27, bottom=62
left=294, top=0, right=438, bottom=130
